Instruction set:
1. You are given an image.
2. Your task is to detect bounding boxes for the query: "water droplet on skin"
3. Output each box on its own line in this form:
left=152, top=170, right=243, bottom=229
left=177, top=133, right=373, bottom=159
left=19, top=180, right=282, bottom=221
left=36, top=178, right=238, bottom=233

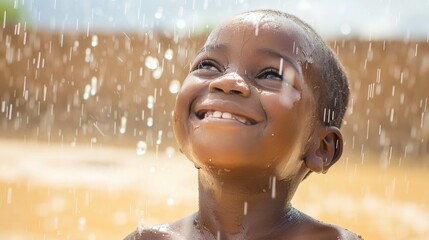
left=271, top=176, right=277, bottom=199
left=169, top=80, right=181, bottom=94
left=280, top=67, right=298, bottom=107
left=136, top=141, right=147, bottom=156
left=145, top=56, right=159, bottom=70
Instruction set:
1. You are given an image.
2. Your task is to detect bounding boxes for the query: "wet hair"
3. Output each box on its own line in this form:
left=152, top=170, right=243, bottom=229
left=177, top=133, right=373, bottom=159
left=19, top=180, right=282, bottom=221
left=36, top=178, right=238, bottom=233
left=239, top=9, right=350, bottom=128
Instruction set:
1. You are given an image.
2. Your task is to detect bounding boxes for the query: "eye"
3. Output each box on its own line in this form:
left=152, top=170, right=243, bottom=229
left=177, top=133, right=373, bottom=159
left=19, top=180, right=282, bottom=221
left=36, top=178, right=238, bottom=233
left=193, top=59, right=222, bottom=72
left=256, top=68, right=283, bottom=81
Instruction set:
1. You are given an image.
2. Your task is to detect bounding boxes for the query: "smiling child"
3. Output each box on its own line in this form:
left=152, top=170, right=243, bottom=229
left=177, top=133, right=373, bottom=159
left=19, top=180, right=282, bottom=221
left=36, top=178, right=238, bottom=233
left=125, top=9, right=362, bottom=240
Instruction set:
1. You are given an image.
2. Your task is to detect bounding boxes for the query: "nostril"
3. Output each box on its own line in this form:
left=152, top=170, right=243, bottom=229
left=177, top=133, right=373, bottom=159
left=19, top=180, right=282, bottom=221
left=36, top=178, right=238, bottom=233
left=212, top=87, right=224, bottom=93
left=229, top=90, right=242, bottom=95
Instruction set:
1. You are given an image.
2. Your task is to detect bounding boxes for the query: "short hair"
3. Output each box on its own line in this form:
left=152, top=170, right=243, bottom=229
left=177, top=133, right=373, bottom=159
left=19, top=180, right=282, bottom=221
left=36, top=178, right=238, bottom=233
left=238, top=9, right=350, bottom=128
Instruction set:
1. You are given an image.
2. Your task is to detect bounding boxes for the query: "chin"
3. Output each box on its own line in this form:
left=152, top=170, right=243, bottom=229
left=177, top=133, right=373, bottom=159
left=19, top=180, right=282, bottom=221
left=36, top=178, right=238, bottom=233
left=186, top=139, right=265, bottom=171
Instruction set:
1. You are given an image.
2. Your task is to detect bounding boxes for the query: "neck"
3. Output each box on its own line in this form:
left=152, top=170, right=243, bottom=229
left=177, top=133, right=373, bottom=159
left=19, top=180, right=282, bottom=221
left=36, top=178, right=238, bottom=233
left=195, top=168, right=299, bottom=239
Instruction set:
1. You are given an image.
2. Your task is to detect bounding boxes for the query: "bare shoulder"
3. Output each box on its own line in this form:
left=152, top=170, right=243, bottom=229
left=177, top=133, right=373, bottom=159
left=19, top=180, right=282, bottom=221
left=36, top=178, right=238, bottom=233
left=123, top=215, right=197, bottom=240
left=123, top=225, right=177, bottom=240
left=286, top=209, right=363, bottom=240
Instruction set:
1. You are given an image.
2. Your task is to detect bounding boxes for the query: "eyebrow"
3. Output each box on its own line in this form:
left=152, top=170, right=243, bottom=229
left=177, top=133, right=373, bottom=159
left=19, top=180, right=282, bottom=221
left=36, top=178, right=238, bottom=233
left=197, top=44, right=228, bottom=55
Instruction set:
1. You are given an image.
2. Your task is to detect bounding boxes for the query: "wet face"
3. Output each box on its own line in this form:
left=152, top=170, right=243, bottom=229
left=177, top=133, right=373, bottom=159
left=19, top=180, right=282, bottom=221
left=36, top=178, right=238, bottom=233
left=173, top=13, right=318, bottom=179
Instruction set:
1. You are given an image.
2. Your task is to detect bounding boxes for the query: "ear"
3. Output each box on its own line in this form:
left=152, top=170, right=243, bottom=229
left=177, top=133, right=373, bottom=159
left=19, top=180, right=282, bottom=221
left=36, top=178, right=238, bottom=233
left=304, top=126, right=343, bottom=174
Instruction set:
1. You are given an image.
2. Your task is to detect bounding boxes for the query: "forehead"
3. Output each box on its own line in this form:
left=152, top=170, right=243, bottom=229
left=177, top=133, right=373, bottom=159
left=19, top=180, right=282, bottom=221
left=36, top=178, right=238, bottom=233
left=205, top=13, right=313, bottom=63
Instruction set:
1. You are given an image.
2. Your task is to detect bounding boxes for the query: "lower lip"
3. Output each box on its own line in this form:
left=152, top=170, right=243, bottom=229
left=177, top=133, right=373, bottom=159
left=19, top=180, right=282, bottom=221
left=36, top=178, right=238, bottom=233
left=192, top=114, right=252, bottom=128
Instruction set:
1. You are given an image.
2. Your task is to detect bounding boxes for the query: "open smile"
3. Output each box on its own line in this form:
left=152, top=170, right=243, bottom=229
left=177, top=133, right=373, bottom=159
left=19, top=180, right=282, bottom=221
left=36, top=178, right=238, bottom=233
left=196, top=109, right=256, bottom=125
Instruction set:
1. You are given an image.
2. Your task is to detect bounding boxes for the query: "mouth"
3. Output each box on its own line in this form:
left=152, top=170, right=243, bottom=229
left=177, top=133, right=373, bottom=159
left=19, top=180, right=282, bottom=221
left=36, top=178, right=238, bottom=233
left=196, top=109, right=256, bottom=126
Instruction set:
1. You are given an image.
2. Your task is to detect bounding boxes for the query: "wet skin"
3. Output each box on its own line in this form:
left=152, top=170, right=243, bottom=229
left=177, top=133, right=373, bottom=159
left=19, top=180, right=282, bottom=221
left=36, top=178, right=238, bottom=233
left=125, top=12, right=361, bottom=240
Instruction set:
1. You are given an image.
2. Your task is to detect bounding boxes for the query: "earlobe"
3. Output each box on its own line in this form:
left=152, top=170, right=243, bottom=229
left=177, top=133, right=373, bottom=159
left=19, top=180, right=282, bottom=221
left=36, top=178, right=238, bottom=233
left=304, top=126, right=343, bottom=174
left=304, top=154, right=324, bottom=173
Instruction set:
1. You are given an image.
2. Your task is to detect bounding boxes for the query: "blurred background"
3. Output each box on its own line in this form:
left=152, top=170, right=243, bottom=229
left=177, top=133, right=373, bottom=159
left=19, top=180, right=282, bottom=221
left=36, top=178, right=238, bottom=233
left=0, top=0, right=428, bottom=239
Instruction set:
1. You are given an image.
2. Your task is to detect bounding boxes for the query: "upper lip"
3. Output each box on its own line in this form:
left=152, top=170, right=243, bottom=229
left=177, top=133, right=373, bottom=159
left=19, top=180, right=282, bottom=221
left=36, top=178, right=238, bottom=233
left=193, top=99, right=262, bottom=125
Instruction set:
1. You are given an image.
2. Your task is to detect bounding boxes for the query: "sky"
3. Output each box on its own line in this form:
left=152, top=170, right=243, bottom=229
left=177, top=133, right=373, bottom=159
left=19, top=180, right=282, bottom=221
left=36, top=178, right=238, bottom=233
left=8, top=0, right=429, bottom=39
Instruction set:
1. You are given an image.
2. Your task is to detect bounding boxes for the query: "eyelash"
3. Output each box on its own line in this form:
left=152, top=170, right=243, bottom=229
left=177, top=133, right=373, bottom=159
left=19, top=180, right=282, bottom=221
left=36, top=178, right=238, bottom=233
left=193, top=59, right=223, bottom=72
left=256, top=68, right=283, bottom=81
left=192, top=61, right=285, bottom=83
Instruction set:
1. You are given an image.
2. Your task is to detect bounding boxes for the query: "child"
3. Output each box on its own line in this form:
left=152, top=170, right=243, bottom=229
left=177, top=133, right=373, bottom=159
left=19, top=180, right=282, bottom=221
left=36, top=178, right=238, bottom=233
left=126, top=9, right=362, bottom=240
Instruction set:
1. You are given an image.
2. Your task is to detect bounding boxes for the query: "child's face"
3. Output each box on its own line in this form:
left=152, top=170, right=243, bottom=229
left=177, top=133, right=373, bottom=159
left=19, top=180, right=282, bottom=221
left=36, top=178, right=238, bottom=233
left=173, top=13, right=318, bottom=178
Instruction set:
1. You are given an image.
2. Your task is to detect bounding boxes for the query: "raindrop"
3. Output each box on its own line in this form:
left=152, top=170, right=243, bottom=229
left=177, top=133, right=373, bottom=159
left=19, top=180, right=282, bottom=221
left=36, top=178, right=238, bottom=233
left=166, top=197, right=175, bottom=206
left=271, top=176, right=276, bottom=199
left=83, top=84, right=91, bottom=100
left=154, top=7, right=163, bottom=19
left=147, top=95, right=154, bottom=109
left=164, top=49, right=174, bottom=60
left=7, top=187, right=12, bottom=204
left=165, top=146, right=175, bottom=158
left=78, top=217, right=87, bottom=231
left=91, top=35, right=98, bottom=47
left=136, top=141, right=147, bottom=156
left=176, top=19, right=186, bottom=29
left=152, top=67, right=163, bottom=79
left=85, top=48, right=92, bottom=62
left=90, top=76, right=97, bottom=96
left=119, top=116, right=127, bottom=134
left=243, top=201, right=248, bottom=215
left=147, top=117, right=153, bottom=127
left=156, top=130, right=163, bottom=145
left=169, top=80, right=181, bottom=94
left=340, top=23, right=351, bottom=35
left=54, top=216, right=59, bottom=229
left=145, top=56, right=159, bottom=70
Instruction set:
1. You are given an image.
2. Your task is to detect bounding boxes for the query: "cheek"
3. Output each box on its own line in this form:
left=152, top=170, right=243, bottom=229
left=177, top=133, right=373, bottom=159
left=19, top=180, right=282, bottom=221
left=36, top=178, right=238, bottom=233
left=172, top=76, right=208, bottom=150
left=259, top=91, right=306, bottom=157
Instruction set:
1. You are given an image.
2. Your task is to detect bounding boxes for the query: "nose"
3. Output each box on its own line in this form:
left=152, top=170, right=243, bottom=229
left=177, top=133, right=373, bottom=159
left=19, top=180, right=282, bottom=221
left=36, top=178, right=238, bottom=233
left=208, top=72, right=250, bottom=97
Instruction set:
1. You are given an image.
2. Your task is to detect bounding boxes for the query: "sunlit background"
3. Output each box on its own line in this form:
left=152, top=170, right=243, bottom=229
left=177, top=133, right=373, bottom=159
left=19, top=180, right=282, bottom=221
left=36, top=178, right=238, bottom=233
left=0, top=0, right=428, bottom=239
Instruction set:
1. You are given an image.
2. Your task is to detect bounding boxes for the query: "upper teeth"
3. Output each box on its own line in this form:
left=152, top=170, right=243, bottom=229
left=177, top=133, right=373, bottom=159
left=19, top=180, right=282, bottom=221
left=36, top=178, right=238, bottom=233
left=204, top=111, right=251, bottom=125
